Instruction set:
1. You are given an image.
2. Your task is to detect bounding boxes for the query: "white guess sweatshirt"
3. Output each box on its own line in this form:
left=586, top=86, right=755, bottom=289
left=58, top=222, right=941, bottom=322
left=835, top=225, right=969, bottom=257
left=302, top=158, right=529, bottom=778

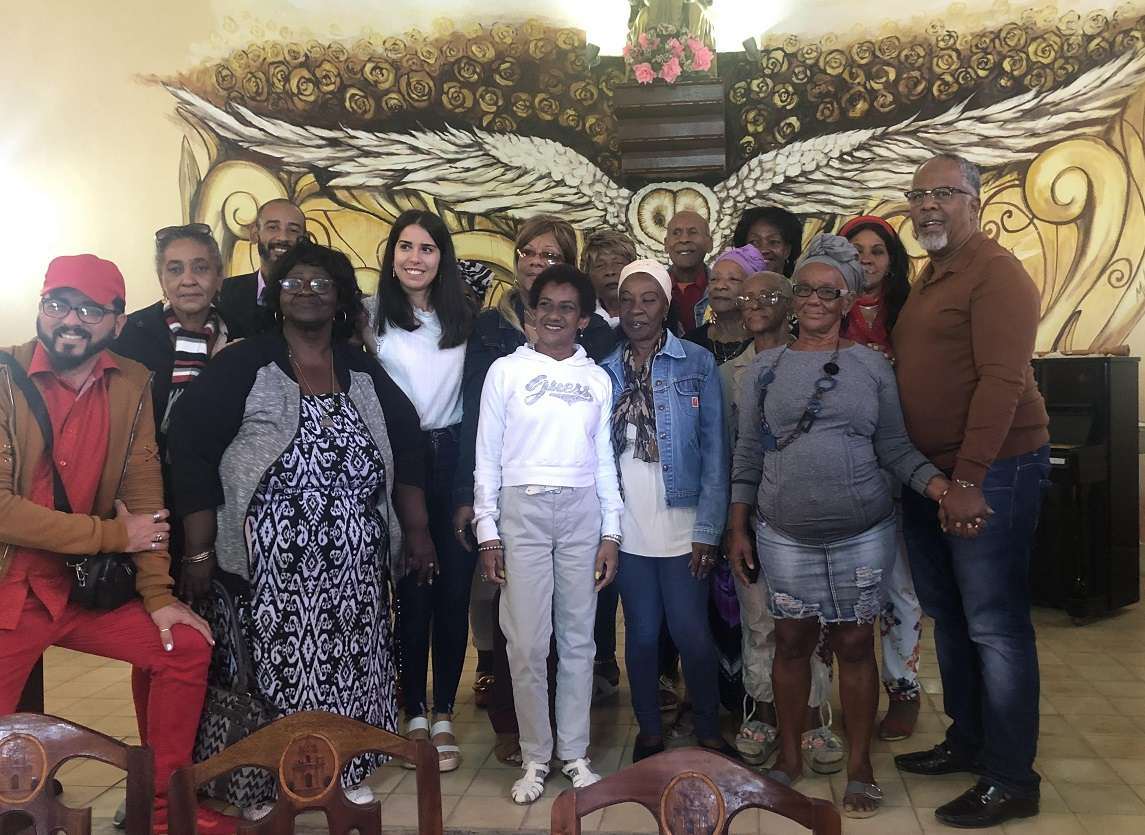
left=473, top=345, right=622, bottom=542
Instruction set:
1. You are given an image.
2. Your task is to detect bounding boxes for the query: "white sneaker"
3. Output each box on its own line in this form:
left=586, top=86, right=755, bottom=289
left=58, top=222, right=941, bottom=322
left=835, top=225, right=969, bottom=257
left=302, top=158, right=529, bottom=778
left=344, top=783, right=375, bottom=805
left=242, top=802, right=274, bottom=821
left=510, top=761, right=549, bottom=804
left=561, top=757, right=601, bottom=788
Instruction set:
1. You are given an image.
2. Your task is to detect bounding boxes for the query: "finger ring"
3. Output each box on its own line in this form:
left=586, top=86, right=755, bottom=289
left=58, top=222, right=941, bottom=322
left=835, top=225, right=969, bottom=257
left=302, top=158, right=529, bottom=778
left=158, top=627, right=171, bottom=632
left=151, top=542, right=159, bottom=550
left=152, top=511, right=163, bottom=522
left=480, top=573, right=488, bottom=581
left=455, top=528, right=465, bottom=534
left=152, top=533, right=164, bottom=542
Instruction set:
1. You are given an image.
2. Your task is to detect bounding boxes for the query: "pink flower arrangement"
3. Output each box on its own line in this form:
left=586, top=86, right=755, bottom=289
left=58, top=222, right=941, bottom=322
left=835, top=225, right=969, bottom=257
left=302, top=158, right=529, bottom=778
left=623, top=24, right=715, bottom=85
left=633, top=62, right=656, bottom=84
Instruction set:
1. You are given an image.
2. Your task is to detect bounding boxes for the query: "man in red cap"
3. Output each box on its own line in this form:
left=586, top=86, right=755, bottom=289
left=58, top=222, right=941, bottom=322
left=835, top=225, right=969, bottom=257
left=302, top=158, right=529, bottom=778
left=0, top=255, right=234, bottom=834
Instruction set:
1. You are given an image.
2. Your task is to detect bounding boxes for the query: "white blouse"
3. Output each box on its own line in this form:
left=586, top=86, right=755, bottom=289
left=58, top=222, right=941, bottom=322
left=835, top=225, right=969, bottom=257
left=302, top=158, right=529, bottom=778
left=375, top=307, right=464, bottom=431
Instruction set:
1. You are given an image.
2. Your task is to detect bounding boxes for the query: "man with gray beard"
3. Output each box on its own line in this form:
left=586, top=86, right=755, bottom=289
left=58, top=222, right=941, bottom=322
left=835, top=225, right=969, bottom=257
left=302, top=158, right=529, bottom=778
left=891, top=154, right=1050, bottom=829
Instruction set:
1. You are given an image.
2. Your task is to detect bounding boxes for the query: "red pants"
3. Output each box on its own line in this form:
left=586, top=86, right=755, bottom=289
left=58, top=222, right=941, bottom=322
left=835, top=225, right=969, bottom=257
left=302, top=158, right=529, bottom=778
left=0, top=594, right=210, bottom=801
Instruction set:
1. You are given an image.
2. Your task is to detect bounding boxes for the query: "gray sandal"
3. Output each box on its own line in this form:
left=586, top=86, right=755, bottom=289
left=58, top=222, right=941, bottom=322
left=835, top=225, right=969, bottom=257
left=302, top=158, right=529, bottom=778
left=842, top=780, right=883, bottom=819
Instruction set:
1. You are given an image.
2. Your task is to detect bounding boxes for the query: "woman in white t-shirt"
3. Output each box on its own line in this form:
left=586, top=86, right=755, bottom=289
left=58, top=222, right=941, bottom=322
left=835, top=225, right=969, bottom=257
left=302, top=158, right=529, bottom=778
left=373, top=209, right=476, bottom=772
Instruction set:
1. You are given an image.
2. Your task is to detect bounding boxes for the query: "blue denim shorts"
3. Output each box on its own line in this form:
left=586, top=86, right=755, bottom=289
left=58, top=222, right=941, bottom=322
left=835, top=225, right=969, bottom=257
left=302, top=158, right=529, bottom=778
left=755, top=514, right=897, bottom=624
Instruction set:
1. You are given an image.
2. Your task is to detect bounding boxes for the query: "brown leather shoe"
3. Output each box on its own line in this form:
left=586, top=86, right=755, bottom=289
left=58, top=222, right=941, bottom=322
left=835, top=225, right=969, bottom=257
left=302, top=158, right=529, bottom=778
left=878, top=696, right=921, bottom=741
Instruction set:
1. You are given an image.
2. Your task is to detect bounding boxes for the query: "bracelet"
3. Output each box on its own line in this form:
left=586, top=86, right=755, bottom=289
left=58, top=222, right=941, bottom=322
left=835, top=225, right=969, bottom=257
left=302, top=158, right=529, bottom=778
left=601, top=534, right=622, bottom=546
left=954, top=479, right=977, bottom=489
left=477, top=543, right=503, bottom=553
left=183, top=549, right=214, bottom=564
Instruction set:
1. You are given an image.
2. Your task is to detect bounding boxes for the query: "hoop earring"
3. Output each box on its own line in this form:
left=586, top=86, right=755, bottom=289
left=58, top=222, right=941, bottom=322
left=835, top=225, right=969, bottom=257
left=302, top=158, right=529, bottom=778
left=335, top=310, right=349, bottom=324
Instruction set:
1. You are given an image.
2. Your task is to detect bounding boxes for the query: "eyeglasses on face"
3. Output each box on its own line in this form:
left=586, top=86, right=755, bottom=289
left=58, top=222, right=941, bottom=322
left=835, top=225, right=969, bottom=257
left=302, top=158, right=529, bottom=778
left=516, top=247, right=563, bottom=265
left=903, top=186, right=974, bottom=205
left=735, top=291, right=787, bottom=308
left=279, top=276, right=335, bottom=294
left=792, top=284, right=847, bottom=301
left=40, top=297, right=114, bottom=324
left=155, top=222, right=213, bottom=243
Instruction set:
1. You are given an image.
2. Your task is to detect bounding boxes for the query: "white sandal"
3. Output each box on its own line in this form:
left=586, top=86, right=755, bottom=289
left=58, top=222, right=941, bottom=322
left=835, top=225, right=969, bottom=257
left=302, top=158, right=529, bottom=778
left=402, top=716, right=430, bottom=770
left=511, top=761, right=549, bottom=804
left=561, top=757, right=601, bottom=789
left=430, top=718, right=462, bottom=773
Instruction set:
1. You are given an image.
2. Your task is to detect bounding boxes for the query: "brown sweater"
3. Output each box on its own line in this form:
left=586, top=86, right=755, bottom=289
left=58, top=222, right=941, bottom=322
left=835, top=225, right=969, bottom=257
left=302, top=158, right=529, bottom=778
left=894, top=231, right=1049, bottom=484
left=0, top=340, right=175, bottom=611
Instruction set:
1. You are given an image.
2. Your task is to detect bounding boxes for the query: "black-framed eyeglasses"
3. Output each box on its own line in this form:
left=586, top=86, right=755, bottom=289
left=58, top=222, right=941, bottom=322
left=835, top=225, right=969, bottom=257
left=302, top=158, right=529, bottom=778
left=516, top=247, right=563, bottom=265
left=903, top=186, right=974, bottom=205
left=40, top=297, right=114, bottom=324
left=792, top=284, right=848, bottom=301
left=736, top=291, right=787, bottom=309
left=279, top=276, right=335, bottom=294
left=155, top=222, right=213, bottom=243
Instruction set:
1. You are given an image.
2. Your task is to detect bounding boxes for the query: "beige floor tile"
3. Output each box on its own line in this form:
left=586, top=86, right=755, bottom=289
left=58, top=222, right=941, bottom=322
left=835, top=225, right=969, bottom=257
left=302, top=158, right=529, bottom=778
left=1048, top=696, right=1120, bottom=717
left=1079, top=814, right=1145, bottom=835
left=465, top=766, right=528, bottom=797
left=598, top=801, right=659, bottom=833
left=1105, top=758, right=1145, bottom=783
left=1038, top=757, right=1123, bottom=785
left=842, top=806, right=923, bottom=833
left=380, top=793, right=460, bottom=829
left=1081, top=734, right=1145, bottom=759
left=1001, top=813, right=1085, bottom=834
left=1055, top=781, right=1145, bottom=815
left=902, top=774, right=977, bottom=809
left=446, top=794, right=530, bottom=828
left=1037, top=734, right=1100, bottom=758
left=391, top=767, right=477, bottom=796
left=57, top=758, right=129, bottom=787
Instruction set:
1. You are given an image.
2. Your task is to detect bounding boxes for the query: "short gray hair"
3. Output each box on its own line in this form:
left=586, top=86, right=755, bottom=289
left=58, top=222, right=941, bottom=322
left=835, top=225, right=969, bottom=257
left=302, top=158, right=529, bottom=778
left=932, top=153, right=981, bottom=195
left=155, top=228, right=224, bottom=276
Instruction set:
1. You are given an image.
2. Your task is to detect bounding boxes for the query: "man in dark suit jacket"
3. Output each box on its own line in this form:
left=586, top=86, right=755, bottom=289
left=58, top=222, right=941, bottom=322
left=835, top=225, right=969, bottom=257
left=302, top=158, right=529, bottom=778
left=218, top=198, right=307, bottom=338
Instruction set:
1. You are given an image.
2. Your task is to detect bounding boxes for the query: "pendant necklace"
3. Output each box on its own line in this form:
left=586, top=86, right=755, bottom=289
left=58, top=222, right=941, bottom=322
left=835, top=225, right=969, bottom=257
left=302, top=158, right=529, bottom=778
left=289, top=347, right=340, bottom=429
left=756, top=339, right=841, bottom=451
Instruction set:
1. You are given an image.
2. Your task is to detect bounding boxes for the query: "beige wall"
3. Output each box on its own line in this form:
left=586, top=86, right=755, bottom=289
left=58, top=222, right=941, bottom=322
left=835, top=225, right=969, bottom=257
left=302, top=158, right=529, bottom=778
left=1, top=1, right=214, bottom=344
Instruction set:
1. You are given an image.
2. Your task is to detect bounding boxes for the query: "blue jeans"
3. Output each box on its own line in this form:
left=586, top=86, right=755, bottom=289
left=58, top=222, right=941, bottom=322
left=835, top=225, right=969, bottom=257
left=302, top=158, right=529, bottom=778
left=396, top=426, right=478, bottom=715
left=901, top=446, right=1050, bottom=799
left=615, top=552, right=720, bottom=739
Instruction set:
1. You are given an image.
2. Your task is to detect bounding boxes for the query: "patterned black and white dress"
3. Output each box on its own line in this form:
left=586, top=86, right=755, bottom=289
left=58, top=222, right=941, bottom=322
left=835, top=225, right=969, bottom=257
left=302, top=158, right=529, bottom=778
left=244, top=393, right=397, bottom=791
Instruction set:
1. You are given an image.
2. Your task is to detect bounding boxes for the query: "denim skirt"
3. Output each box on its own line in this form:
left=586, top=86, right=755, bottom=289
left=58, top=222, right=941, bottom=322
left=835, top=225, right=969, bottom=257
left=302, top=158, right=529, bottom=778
left=755, top=514, right=897, bottom=624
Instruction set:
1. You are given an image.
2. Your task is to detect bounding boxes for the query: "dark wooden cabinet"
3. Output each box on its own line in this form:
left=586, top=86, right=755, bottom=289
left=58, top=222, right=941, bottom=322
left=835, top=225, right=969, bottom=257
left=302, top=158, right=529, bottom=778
left=612, top=80, right=726, bottom=182
left=1031, top=356, right=1140, bottom=619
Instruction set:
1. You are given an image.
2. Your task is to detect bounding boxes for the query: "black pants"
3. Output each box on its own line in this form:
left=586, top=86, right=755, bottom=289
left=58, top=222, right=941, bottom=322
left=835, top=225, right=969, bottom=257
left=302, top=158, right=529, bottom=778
left=395, top=426, right=477, bottom=716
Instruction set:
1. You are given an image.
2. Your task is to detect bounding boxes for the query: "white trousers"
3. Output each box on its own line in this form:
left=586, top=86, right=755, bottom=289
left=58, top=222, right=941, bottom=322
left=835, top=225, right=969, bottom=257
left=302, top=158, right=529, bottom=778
left=498, top=485, right=600, bottom=763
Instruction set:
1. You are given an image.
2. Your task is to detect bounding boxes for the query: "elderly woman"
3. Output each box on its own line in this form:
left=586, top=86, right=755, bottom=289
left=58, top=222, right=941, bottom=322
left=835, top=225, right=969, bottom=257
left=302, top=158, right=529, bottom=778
left=453, top=215, right=617, bottom=764
left=474, top=265, right=621, bottom=804
left=840, top=215, right=924, bottom=741
left=581, top=229, right=637, bottom=330
left=600, top=259, right=734, bottom=764
left=372, top=209, right=476, bottom=771
left=726, top=235, right=950, bottom=819
left=169, top=241, right=432, bottom=818
left=684, top=245, right=764, bottom=364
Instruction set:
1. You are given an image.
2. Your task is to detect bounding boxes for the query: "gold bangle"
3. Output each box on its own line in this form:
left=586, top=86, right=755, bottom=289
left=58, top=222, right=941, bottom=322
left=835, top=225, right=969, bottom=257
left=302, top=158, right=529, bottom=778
left=183, top=549, right=214, bottom=564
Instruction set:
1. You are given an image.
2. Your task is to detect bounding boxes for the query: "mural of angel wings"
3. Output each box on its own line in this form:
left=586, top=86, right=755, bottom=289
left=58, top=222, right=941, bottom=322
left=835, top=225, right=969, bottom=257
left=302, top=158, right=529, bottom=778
left=168, top=47, right=1145, bottom=259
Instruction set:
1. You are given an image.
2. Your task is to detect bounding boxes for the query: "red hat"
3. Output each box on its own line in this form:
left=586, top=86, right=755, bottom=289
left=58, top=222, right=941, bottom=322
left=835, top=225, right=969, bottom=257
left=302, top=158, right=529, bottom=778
left=41, top=255, right=127, bottom=308
left=838, top=215, right=898, bottom=239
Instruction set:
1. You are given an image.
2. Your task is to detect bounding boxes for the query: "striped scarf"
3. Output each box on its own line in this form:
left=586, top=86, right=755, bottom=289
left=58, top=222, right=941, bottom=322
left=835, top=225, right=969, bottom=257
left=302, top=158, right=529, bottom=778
left=162, top=305, right=223, bottom=433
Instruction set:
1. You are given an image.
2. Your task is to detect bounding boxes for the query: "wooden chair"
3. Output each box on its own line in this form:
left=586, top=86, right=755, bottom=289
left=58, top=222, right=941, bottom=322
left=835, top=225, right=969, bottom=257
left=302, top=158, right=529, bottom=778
left=168, top=711, right=441, bottom=835
left=551, top=747, right=841, bottom=835
left=0, top=712, right=153, bottom=835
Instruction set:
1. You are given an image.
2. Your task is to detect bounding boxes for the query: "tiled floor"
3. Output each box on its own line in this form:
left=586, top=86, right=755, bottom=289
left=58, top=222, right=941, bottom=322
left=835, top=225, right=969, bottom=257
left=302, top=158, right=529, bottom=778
left=41, top=597, right=1145, bottom=834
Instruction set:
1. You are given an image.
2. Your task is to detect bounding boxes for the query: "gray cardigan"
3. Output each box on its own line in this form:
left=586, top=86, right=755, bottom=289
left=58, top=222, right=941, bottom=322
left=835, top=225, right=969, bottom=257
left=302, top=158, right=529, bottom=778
left=731, top=344, right=941, bottom=544
left=169, top=334, right=425, bottom=581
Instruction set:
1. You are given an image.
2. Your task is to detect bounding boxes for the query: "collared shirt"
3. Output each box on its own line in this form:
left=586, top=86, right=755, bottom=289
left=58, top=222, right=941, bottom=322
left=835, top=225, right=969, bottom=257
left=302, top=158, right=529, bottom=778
left=894, top=231, right=1049, bottom=483
left=669, top=265, right=708, bottom=333
left=594, top=303, right=620, bottom=330
left=0, top=345, right=115, bottom=628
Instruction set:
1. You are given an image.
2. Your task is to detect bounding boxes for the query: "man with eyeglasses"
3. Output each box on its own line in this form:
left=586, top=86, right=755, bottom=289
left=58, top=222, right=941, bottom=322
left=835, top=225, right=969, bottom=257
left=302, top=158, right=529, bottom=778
left=892, top=153, right=1050, bottom=829
left=218, top=198, right=308, bottom=338
left=0, top=256, right=233, bottom=834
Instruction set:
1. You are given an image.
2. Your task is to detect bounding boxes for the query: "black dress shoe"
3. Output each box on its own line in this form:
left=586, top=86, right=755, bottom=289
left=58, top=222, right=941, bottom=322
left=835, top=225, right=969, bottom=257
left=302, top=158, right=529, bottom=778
left=633, top=738, right=666, bottom=763
left=894, top=742, right=977, bottom=776
left=935, top=780, right=1038, bottom=828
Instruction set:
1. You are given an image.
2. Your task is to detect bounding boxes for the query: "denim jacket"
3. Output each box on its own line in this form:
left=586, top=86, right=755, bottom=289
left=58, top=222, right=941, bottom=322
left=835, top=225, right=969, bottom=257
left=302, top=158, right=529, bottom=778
left=600, top=331, right=729, bottom=546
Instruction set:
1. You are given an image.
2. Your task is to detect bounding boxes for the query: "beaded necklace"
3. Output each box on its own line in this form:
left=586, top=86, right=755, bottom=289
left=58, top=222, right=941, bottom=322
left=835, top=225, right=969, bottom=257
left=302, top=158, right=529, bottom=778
left=756, top=340, right=841, bottom=451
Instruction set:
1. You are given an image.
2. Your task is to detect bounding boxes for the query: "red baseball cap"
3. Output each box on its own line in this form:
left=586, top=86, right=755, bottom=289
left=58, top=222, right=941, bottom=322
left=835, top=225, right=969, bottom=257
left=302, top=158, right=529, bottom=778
left=41, top=254, right=126, bottom=308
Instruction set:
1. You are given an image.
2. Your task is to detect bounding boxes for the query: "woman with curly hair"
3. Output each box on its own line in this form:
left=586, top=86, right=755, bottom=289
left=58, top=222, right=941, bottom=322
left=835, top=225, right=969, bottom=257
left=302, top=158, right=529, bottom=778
left=840, top=215, right=924, bottom=741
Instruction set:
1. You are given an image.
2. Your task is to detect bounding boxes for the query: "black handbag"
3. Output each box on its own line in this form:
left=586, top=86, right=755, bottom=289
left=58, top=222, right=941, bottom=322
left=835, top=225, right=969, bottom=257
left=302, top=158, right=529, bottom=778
left=194, top=580, right=277, bottom=803
left=0, top=352, right=136, bottom=610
